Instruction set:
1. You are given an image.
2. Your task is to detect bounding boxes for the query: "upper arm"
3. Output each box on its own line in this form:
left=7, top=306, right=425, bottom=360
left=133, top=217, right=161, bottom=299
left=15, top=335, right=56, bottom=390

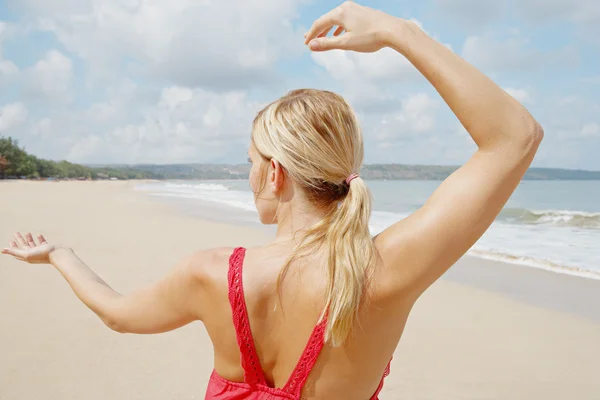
left=376, top=134, right=542, bottom=299
left=105, top=248, right=231, bottom=334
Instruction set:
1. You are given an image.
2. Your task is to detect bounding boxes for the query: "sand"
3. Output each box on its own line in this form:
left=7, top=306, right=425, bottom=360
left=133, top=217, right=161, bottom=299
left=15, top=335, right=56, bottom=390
left=1, top=180, right=599, bottom=400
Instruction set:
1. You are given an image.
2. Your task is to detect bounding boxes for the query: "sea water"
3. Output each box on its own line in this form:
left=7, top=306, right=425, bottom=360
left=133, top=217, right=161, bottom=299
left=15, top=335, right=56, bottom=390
left=136, top=180, right=600, bottom=280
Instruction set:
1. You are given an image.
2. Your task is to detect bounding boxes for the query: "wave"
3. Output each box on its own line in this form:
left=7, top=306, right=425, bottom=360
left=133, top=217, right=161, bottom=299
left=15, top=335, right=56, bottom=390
left=499, top=208, right=600, bottom=229
left=468, top=249, right=600, bottom=280
left=164, top=182, right=230, bottom=191
left=139, top=181, right=257, bottom=212
left=135, top=181, right=600, bottom=280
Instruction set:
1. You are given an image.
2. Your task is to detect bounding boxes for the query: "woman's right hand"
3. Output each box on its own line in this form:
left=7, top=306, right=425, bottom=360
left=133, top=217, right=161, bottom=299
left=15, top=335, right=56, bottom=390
left=304, top=1, right=406, bottom=53
left=2, top=232, right=57, bottom=264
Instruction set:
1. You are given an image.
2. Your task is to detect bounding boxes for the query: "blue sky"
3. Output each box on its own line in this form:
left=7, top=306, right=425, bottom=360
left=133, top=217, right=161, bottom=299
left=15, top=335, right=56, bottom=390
left=0, top=0, right=598, bottom=169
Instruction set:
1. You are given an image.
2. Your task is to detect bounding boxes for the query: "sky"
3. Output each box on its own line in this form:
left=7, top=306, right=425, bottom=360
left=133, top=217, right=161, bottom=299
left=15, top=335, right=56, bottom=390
left=0, top=0, right=598, bottom=169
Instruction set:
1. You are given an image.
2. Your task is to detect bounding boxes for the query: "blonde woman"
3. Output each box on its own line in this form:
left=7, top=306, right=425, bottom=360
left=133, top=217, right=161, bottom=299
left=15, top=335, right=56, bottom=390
left=2, top=2, right=543, bottom=399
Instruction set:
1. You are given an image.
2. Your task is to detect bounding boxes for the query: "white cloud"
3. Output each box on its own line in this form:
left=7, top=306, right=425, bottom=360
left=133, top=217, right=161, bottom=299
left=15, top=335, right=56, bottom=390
left=21, top=0, right=308, bottom=89
left=21, top=85, right=261, bottom=163
left=24, top=50, right=73, bottom=103
left=0, top=103, right=28, bottom=132
left=312, top=48, right=419, bottom=84
left=504, top=88, right=533, bottom=104
left=0, top=60, right=18, bottom=83
left=367, top=93, right=440, bottom=146
left=395, top=93, right=439, bottom=134
left=581, top=123, right=599, bottom=138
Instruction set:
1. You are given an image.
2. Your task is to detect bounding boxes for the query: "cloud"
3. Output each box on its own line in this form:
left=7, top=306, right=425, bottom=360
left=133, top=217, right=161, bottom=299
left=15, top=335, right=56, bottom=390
left=365, top=93, right=440, bottom=146
left=517, top=0, right=600, bottom=33
left=461, top=34, right=577, bottom=73
left=309, top=21, right=448, bottom=115
left=0, top=60, right=18, bottom=84
left=431, top=0, right=506, bottom=29
left=504, top=88, right=533, bottom=104
left=0, top=102, right=28, bottom=132
left=432, top=0, right=600, bottom=40
left=580, top=122, right=599, bottom=138
left=312, top=48, right=419, bottom=84
left=18, top=85, right=262, bottom=164
left=24, top=50, right=73, bottom=103
left=311, top=47, right=424, bottom=113
left=18, top=0, right=309, bottom=89
left=393, top=93, right=439, bottom=134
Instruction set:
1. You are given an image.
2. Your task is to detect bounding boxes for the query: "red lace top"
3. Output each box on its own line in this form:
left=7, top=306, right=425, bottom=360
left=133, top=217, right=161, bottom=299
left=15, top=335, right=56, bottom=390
left=205, top=247, right=391, bottom=399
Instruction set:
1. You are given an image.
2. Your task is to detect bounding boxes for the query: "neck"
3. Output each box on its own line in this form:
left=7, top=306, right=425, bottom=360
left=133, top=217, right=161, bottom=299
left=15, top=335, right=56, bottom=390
left=273, top=200, right=328, bottom=244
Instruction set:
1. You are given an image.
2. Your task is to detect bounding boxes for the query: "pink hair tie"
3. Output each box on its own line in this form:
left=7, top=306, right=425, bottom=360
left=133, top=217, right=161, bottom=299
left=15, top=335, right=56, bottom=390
left=345, top=173, right=359, bottom=185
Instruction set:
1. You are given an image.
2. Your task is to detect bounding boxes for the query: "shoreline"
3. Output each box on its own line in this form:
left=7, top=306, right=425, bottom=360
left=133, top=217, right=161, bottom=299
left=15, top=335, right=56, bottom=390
left=134, top=179, right=600, bottom=281
left=133, top=181, right=600, bottom=323
left=6, top=180, right=600, bottom=320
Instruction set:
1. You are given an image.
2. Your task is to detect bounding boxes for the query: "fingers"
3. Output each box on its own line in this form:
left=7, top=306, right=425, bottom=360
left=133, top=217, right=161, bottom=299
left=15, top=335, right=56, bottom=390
left=333, top=26, right=345, bottom=36
left=25, top=233, right=37, bottom=247
left=317, top=26, right=333, bottom=39
left=1, top=247, right=26, bottom=260
left=309, top=35, right=349, bottom=51
left=38, top=234, right=48, bottom=245
left=14, top=233, right=27, bottom=248
left=305, top=7, right=344, bottom=44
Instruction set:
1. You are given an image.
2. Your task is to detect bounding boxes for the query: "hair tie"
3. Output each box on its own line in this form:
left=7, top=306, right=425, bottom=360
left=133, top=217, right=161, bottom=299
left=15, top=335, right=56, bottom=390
left=345, top=173, right=359, bottom=185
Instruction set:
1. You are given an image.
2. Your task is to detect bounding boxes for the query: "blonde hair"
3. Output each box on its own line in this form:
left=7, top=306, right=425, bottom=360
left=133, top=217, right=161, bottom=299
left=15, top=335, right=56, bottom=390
left=251, top=89, right=378, bottom=347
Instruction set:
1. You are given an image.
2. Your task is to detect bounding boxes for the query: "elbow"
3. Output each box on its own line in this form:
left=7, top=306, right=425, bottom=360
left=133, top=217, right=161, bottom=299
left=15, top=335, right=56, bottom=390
left=510, top=114, right=544, bottom=156
left=523, top=119, right=544, bottom=155
left=529, top=120, right=544, bottom=146
left=102, top=316, right=128, bottom=334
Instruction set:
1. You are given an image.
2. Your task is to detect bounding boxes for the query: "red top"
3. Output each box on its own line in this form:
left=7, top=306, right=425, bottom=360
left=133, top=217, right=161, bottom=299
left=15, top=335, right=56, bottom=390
left=205, top=247, right=391, bottom=400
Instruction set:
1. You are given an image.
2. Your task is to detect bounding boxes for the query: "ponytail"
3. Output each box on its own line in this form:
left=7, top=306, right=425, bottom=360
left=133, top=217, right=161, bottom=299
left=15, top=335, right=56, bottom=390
left=276, top=176, right=377, bottom=347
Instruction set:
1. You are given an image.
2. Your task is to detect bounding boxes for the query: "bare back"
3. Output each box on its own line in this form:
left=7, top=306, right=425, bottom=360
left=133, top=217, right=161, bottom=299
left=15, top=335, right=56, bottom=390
left=201, top=242, right=407, bottom=400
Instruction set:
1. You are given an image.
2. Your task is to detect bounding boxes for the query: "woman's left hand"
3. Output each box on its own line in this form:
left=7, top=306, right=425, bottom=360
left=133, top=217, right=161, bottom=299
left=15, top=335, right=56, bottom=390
left=2, top=232, right=56, bottom=264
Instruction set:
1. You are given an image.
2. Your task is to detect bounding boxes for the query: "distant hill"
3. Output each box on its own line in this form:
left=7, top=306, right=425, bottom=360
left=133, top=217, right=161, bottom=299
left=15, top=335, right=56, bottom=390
left=0, top=136, right=158, bottom=180
left=3, top=135, right=598, bottom=181
left=85, top=163, right=600, bottom=181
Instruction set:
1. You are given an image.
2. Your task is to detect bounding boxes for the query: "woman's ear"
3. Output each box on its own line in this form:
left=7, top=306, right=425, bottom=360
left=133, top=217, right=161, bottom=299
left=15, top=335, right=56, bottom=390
left=270, top=159, right=284, bottom=193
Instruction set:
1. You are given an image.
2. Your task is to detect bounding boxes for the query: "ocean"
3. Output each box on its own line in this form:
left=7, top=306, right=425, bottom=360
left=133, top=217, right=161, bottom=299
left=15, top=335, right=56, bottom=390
left=136, top=180, right=600, bottom=280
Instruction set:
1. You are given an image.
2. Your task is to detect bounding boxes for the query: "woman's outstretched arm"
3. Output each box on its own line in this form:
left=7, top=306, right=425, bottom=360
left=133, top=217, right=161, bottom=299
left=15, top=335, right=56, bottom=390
left=2, top=233, right=211, bottom=333
left=305, top=2, right=543, bottom=299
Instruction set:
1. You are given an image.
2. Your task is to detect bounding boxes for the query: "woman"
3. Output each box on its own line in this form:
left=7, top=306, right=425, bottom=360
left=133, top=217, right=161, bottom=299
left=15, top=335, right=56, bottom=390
left=2, top=2, right=543, bottom=399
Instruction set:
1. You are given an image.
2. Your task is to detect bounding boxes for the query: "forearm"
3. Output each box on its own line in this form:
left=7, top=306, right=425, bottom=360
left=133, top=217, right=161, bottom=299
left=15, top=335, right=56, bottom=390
left=49, top=247, right=123, bottom=327
left=384, top=20, right=542, bottom=151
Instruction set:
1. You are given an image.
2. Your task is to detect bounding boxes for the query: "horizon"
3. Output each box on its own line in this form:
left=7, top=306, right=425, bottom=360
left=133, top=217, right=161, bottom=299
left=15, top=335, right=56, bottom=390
left=82, top=162, right=600, bottom=174
left=0, top=1, right=598, bottom=169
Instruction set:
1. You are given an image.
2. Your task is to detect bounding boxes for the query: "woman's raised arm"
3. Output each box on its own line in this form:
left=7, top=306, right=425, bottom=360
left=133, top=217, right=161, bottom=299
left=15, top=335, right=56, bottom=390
left=305, top=2, right=543, bottom=299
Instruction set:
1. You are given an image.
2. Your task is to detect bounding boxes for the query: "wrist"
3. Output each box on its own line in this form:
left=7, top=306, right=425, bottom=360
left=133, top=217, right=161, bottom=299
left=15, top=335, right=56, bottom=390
left=49, top=246, right=75, bottom=266
left=380, top=17, right=424, bottom=54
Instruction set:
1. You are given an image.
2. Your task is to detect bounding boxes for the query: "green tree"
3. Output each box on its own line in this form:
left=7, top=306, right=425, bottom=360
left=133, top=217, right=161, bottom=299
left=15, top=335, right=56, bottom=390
left=0, top=153, right=9, bottom=177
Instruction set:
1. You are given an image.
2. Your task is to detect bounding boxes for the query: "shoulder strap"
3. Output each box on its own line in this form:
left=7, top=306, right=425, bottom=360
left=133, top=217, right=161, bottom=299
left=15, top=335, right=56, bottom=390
left=370, top=357, right=393, bottom=400
left=227, top=247, right=267, bottom=386
left=282, top=313, right=328, bottom=397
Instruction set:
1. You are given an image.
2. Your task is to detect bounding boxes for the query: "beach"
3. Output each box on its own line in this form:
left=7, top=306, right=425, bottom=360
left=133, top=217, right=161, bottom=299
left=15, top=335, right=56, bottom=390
left=1, top=181, right=599, bottom=400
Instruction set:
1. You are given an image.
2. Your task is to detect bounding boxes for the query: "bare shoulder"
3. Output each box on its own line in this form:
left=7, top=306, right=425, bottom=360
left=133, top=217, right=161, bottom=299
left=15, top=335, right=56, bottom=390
left=184, top=247, right=236, bottom=286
